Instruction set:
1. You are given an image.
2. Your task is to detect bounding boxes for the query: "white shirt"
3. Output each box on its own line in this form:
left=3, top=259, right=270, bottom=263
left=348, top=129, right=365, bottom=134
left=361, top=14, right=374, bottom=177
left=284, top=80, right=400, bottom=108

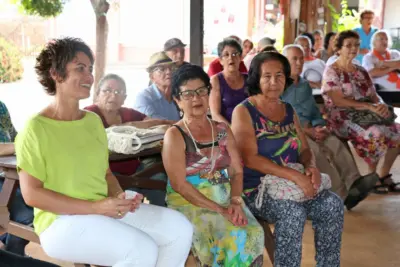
left=301, top=58, right=326, bottom=83
left=362, top=50, right=400, bottom=90
left=326, top=55, right=361, bottom=66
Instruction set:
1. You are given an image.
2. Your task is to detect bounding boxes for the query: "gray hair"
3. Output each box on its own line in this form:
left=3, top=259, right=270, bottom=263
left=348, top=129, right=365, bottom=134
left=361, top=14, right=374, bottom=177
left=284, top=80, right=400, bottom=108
left=282, top=44, right=304, bottom=56
left=98, top=73, right=126, bottom=95
left=294, top=35, right=312, bottom=49
left=371, top=30, right=393, bottom=49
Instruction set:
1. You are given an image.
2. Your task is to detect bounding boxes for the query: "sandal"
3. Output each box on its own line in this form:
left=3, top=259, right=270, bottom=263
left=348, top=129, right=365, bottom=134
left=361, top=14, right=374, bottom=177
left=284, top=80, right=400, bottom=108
left=380, top=174, right=400, bottom=193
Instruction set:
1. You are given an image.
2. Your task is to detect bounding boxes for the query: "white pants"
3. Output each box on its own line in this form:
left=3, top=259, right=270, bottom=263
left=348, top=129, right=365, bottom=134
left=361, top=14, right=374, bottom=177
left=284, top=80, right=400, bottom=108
left=39, top=204, right=193, bottom=267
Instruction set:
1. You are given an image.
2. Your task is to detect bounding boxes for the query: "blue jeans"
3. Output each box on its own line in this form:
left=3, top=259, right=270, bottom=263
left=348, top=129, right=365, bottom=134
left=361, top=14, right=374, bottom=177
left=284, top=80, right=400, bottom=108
left=0, top=177, right=34, bottom=256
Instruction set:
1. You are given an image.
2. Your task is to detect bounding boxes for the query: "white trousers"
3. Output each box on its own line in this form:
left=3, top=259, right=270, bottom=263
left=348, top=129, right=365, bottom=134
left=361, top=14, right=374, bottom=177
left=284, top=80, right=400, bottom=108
left=39, top=204, right=193, bottom=267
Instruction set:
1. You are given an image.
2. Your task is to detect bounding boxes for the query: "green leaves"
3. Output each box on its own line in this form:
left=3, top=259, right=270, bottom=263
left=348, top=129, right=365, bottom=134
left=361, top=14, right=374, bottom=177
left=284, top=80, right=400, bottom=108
left=10, top=0, right=67, bottom=17
left=328, top=0, right=359, bottom=32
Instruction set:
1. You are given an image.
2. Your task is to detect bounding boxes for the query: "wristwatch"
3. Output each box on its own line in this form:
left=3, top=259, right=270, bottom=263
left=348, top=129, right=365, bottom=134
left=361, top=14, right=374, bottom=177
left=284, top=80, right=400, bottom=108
left=231, top=196, right=243, bottom=205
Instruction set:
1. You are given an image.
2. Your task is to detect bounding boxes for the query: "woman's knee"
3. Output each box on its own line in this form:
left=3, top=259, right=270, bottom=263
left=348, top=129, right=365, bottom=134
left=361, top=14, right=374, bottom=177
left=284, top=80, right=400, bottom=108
left=170, top=209, right=193, bottom=238
left=320, top=191, right=344, bottom=220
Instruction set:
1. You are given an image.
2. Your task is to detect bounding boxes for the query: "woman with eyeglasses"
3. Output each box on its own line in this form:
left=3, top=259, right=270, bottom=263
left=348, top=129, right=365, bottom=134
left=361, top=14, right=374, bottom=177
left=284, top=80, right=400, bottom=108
left=84, top=74, right=172, bottom=206
left=322, top=30, right=400, bottom=194
left=210, top=38, right=248, bottom=124
left=162, top=64, right=264, bottom=266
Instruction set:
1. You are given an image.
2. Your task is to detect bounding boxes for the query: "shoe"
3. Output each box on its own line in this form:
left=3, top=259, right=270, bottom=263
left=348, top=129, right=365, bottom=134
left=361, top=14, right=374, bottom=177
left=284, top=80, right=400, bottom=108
left=345, top=172, right=379, bottom=211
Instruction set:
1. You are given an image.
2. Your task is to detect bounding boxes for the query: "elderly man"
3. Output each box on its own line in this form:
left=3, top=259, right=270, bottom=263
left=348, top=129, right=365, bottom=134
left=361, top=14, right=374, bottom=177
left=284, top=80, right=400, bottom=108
left=134, top=52, right=180, bottom=121
left=281, top=45, right=379, bottom=210
left=243, top=36, right=276, bottom=70
left=0, top=101, right=33, bottom=255
left=164, top=38, right=189, bottom=68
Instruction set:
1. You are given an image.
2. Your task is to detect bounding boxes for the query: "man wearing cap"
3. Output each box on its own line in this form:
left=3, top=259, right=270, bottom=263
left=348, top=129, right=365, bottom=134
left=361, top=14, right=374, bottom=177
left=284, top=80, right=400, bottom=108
left=243, top=36, right=276, bottom=70
left=164, top=38, right=190, bottom=68
left=134, top=52, right=180, bottom=121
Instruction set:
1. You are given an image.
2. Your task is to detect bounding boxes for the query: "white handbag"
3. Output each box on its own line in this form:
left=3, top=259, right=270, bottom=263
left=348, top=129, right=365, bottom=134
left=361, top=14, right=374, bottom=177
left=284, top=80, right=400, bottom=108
left=106, top=125, right=168, bottom=154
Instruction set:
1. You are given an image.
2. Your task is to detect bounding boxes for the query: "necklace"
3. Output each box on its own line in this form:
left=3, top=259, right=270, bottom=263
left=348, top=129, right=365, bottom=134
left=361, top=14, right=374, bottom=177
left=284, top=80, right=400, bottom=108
left=183, top=117, right=215, bottom=170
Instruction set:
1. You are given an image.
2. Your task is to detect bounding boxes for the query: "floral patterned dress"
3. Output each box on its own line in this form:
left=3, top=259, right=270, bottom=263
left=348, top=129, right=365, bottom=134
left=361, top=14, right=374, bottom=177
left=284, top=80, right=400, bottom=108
left=166, top=122, right=264, bottom=267
left=321, top=64, right=400, bottom=165
left=0, top=101, right=17, bottom=143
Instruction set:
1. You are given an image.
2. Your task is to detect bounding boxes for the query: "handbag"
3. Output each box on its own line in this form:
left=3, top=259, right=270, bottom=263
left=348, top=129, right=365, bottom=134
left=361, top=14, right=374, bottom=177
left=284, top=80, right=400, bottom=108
left=344, top=98, right=397, bottom=127
left=254, top=163, right=331, bottom=207
left=106, top=125, right=169, bottom=154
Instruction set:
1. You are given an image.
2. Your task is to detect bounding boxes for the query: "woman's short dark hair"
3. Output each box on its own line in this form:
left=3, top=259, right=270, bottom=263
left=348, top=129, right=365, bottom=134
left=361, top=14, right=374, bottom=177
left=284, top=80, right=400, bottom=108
left=334, top=30, right=360, bottom=52
left=324, top=32, right=337, bottom=50
left=98, top=74, right=126, bottom=95
left=217, top=38, right=243, bottom=57
left=171, top=64, right=210, bottom=100
left=260, top=45, right=278, bottom=53
left=247, top=52, right=292, bottom=96
left=35, top=37, right=94, bottom=95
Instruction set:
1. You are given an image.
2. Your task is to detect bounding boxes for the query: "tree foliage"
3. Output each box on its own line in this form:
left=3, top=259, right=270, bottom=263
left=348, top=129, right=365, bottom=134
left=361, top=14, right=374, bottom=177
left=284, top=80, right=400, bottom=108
left=328, top=0, right=359, bottom=32
left=10, top=0, right=66, bottom=17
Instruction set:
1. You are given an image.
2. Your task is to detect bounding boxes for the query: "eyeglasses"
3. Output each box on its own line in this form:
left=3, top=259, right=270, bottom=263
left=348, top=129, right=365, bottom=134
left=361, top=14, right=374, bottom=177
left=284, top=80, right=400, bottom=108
left=179, top=86, right=210, bottom=100
left=101, top=89, right=126, bottom=96
left=153, top=65, right=177, bottom=73
left=343, top=43, right=361, bottom=49
left=221, top=52, right=241, bottom=59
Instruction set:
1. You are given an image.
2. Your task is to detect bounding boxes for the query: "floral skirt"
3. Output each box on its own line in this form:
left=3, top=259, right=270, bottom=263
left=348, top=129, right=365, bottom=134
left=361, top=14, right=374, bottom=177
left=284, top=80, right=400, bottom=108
left=328, top=116, right=400, bottom=165
left=166, top=175, right=264, bottom=267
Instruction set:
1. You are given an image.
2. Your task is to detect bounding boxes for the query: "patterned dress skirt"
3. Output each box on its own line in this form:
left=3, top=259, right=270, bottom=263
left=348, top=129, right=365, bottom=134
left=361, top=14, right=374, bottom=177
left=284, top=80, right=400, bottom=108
left=166, top=171, right=264, bottom=267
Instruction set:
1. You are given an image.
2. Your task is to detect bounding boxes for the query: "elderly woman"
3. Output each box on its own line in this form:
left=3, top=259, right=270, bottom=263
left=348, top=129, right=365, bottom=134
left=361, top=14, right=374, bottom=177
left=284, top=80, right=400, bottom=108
left=0, top=100, right=33, bottom=256
left=163, top=64, right=264, bottom=266
left=16, top=37, right=193, bottom=266
left=313, top=30, right=324, bottom=52
left=242, top=38, right=254, bottom=58
left=316, top=32, right=337, bottom=63
left=210, top=38, right=248, bottom=124
left=231, top=51, right=344, bottom=267
left=322, top=30, right=400, bottom=193
left=84, top=74, right=171, bottom=206
left=295, top=35, right=326, bottom=88
left=363, top=30, right=400, bottom=90
left=134, top=51, right=180, bottom=121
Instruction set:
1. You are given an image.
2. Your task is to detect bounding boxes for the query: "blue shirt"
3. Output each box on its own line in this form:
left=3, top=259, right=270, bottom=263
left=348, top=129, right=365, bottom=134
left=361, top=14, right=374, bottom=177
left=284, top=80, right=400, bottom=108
left=0, top=101, right=17, bottom=143
left=354, top=26, right=377, bottom=63
left=281, top=78, right=325, bottom=127
left=133, top=83, right=180, bottom=121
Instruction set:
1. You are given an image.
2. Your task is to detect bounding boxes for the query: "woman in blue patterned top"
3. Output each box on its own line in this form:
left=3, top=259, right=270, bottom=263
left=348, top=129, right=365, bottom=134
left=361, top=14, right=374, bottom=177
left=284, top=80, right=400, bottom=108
left=231, top=52, right=344, bottom=267
left=0, top=100, right=33, bottom=255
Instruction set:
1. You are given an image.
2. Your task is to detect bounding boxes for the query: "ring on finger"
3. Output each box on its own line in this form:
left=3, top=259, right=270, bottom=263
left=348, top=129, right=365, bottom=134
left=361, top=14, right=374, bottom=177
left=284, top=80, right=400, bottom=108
left=117, top=210, right=122, bottom=217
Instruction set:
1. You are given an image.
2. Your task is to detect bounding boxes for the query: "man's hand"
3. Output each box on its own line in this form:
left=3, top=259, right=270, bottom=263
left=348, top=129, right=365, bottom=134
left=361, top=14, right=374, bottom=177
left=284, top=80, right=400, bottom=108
left=314, top=126, right=330, bottom=142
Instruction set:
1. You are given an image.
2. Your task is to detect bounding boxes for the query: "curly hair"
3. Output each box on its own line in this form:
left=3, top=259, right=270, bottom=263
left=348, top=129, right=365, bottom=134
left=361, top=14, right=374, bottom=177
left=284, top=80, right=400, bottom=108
left=324, top=32, right=337, bottom=50
left=247, top=52, right=292, bottom=96
left=217, top=38, right=243, bottom=58
left=97, top=74, right=126, bottom=95
left=35, top=37, right=94, bottom=95
left=171, top=64, right=210, bottom=100
left=334, top=30, right=360, bottom=53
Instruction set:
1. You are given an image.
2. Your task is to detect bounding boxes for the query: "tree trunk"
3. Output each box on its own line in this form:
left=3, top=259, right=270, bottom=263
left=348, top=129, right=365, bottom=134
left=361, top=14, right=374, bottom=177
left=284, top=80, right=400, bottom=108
left=90, top=0, right=109, bottom=102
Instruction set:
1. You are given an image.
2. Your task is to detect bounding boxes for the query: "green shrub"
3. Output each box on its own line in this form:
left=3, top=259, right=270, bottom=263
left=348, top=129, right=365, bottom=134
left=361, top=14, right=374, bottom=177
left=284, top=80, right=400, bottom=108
left=0, top=37, right=24, bottom=83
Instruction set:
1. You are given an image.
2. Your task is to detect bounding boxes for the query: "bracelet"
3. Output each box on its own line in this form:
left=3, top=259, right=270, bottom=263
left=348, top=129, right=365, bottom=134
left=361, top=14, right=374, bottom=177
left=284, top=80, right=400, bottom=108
left=230, top=196, right=243, bottom=205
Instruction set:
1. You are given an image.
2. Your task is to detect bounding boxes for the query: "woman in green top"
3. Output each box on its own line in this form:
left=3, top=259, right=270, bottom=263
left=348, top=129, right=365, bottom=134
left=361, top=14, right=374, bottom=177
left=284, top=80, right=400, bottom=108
left=15, top=37, right=193, bottom=267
